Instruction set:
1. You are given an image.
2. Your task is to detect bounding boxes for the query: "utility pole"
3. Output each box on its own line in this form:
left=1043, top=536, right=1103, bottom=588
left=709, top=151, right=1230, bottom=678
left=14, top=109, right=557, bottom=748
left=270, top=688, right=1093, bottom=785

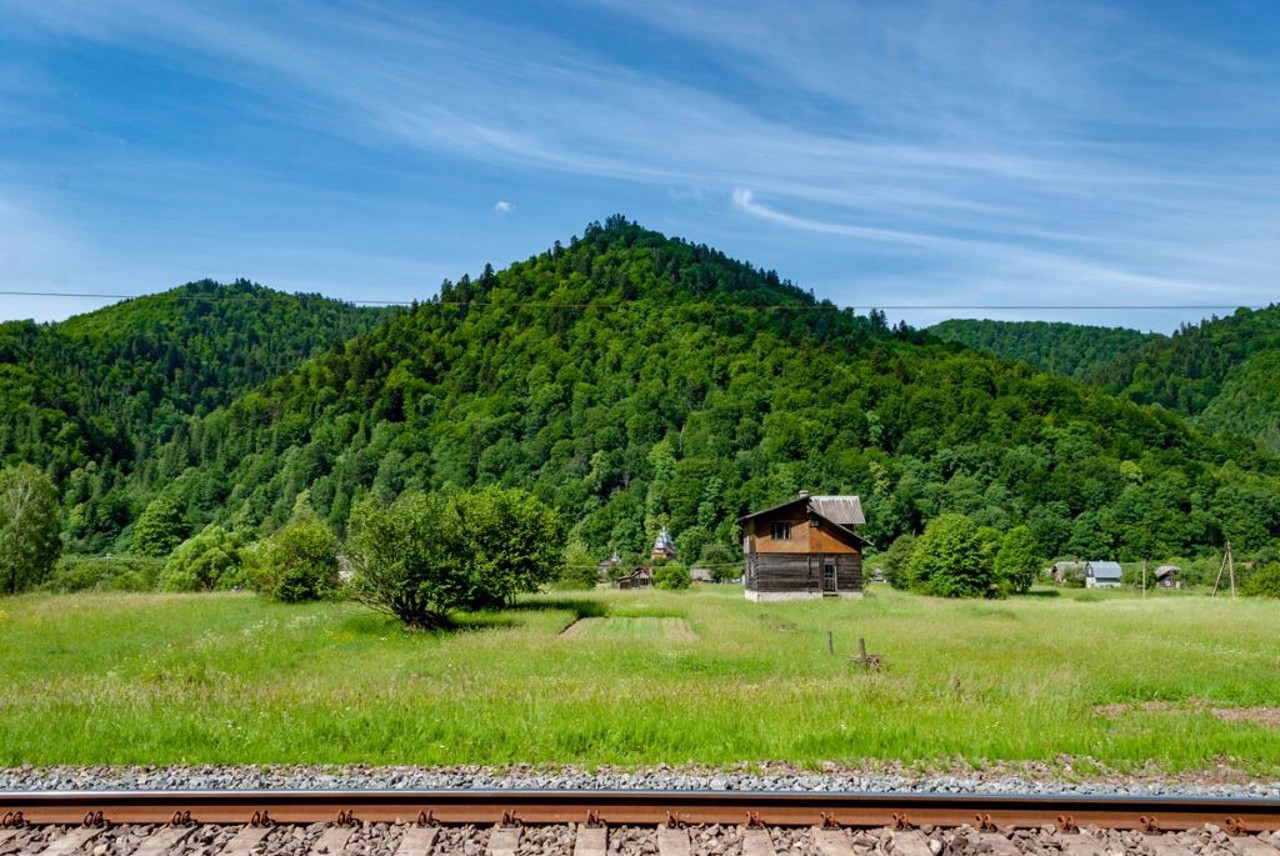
left=1142, top=559, right=1147, bottom=599
left=1230, top=543, right=1237, bottom=597
left=1211, top=541, right=1236, bottom=598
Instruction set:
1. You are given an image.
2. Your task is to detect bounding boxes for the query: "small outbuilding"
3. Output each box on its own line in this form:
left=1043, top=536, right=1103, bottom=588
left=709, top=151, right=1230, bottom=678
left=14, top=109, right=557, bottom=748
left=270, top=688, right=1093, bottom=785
left=1154, top=564, right=1180, bottom=588
left=1085, top=560, right=1123, bottom=589
left=738, top=491, right=868, bottom=601
left=689, top=566, right=714, bottom=584
left=1049, top=561, right=1085, bottom=585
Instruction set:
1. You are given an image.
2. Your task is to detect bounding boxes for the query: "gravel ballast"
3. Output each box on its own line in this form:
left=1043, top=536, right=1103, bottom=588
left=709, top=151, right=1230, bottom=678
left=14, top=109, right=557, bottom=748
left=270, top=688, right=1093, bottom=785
left=1, top=764, right=1277, bottom=798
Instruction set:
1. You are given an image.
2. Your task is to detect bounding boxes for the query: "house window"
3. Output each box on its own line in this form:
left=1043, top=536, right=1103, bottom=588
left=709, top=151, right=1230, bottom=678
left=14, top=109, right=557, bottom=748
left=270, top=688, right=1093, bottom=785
left=770, top=521, right=791, bottom=540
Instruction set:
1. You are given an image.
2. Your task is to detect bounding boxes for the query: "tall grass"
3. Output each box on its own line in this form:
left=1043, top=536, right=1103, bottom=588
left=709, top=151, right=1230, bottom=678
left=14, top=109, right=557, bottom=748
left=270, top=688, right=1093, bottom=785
left=1, top=587, right=1276, bottom=772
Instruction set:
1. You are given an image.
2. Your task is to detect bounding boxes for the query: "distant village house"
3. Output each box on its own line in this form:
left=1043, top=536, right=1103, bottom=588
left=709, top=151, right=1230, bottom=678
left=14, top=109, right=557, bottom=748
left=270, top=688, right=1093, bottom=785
left=739, top=492, right=868, bottom=601
left=1085, top=560, right=1123, bottom=589
left=614, top=566, right=652, bottom=589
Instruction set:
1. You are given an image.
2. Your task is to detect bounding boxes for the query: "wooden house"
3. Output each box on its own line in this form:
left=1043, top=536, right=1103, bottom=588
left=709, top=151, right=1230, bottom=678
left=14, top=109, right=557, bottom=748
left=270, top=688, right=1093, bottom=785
left=1085, top=560, right=1123, bottom=589
left=738, top=492, right=868, bottom=601
left=614, top=566, right=652, bottom=589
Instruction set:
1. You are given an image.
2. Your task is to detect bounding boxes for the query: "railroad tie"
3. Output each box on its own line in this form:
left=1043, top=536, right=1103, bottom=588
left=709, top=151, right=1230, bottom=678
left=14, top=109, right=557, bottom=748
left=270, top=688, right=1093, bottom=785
left=38, top=826, right=104, bottom=856
left=312, top=824, right=356, bottom=854
left=0, top=829, right=19, bottom=849
left=814, top=827, right=855, bottom=856
left=656, top=825, right=692, bottom=856
left=131, top=825, right=195, bottom=856
left=978, top=832, right=1021, bottom=856
left=572, top=825, right=607, bottom=856
left=487, top=826, right=521, bottom=856
left=889, top=830, right=934, bottom=856
left=740, top=827, right=778, bottom=856
left=390, top=825, right=438, bottom=856
left=1143, top=837, right=1195, bottom=856
left=1057, top=833, right=1105, bottom=856
left=215, top=825, right=271, bottom=856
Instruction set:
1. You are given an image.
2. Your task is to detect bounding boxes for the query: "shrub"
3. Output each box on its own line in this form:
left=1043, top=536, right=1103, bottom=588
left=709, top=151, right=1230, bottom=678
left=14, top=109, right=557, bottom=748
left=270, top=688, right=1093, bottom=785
left=556, top=540, right=601, bottom=590
left=879, top=534, right=917, bottom=590
left=1242, top=564, right=1280, bottom=598
left=348, top=486, right=564, bottom=627
left=347, top=491, right=467, bottom=630
left=654, top=561, right=691, bottom=591
left=453, top=486, right=562, bottom=608
left=44, top=555, right=161, bottom=593
left=697, top=541, right=740, bottom=582
left=159, top=524, right=246, bottom=592
left=255, top=515, right=339, bottom=602
left=907, top=513, right=997, bottom=598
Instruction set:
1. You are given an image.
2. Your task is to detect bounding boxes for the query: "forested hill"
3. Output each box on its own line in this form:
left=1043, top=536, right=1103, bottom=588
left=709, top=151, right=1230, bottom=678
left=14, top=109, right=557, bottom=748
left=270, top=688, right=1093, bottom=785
left=928, top=319, right=1160, bottom=381
left=143, top=217, right=1280, bottom=564
left=0, top=280, right=388, bottom=549
left=1086, top=305, right=1280, bottom=453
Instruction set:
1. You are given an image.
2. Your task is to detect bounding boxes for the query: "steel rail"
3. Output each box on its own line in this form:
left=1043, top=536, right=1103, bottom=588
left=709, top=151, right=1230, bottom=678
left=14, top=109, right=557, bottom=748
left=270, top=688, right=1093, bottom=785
left=2, top=790, right=1279, bottom=833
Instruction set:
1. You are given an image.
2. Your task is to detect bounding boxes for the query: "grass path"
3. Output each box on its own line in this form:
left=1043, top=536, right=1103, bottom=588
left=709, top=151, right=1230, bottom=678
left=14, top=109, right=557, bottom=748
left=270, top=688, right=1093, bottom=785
left=1, top=587, right=1277, bottom=772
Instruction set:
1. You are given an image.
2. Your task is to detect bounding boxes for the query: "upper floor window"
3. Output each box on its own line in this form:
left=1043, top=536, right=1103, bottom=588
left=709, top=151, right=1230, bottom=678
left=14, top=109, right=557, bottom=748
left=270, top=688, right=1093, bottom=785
left=770, top=521, right=791, bottom=540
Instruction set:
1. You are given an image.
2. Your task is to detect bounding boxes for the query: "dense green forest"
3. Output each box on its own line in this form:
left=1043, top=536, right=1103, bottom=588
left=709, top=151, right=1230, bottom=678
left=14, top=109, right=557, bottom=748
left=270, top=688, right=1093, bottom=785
left=115, top=218, right=1278, bottom=565
left=928, top=319, right=1159, bottom=381
left=930, top=312, right=1280, bottom=456
left=1086, top=305, right=1280, bottom=453
left=0, top=280, right=387, bottom=550
left=4, top=220, right=1280, bottom=570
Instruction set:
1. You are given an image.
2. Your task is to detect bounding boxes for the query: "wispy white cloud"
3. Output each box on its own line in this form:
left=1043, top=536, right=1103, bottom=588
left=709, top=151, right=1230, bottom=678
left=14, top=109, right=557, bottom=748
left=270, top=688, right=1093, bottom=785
left=4, top=0, right=1280, bottom=328
left=493, top=200, right=514, bottom=214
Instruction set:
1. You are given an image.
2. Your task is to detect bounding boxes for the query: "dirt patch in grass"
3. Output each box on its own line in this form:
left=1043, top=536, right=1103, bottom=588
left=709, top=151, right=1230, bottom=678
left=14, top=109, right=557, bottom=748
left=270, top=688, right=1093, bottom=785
left=1094, top=701, right=1280, bottom=728
left=1093, top=701, right=1183, bottom=718
left=1209, top=707, right=1280, bottom=728
left=560, top=617, right=698, bottom=641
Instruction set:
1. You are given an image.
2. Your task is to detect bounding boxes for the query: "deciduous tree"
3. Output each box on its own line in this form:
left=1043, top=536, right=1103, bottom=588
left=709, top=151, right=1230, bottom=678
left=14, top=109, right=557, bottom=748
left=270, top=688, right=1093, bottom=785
left=0, top=463, right=62, bottom=593
left=995, top=525, right=1039, bottom=594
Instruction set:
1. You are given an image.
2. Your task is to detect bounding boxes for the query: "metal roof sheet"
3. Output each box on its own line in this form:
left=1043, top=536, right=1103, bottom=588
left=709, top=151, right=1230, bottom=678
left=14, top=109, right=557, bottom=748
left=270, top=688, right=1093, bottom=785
left=808, top=496, right=865, bottom=526
left=1086, top=561, right=1123, bottom=580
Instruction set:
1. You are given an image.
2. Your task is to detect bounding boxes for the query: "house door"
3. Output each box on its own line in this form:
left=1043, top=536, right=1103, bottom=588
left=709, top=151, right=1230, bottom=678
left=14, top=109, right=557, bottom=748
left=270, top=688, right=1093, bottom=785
left=822, top=561, right=837, bottom=593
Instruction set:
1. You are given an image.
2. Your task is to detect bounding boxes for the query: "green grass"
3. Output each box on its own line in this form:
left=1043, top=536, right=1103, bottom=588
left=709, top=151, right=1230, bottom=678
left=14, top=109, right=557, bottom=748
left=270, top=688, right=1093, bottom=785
left=2, top=586, right=1278, bottom=773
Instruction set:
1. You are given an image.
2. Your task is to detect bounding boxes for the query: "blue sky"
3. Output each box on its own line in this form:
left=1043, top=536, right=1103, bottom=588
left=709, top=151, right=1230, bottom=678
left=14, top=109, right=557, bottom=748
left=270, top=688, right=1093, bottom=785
left=2, top=1, right=1278, bottom=331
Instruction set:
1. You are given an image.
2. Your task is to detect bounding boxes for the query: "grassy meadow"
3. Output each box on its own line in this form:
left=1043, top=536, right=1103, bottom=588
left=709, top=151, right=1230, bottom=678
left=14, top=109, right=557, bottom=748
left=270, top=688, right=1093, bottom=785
left=1, top=585, right=1278, bottom=774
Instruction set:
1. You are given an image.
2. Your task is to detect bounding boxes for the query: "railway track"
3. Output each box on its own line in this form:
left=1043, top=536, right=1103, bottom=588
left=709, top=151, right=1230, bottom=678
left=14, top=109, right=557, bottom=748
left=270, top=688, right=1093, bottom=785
left=1, top=789, right=1279, bottom=855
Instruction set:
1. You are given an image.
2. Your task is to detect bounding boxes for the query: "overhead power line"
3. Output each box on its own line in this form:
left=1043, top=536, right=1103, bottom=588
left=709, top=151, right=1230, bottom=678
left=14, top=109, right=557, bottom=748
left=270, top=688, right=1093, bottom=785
left=0, top=290, right=1269, bottom=313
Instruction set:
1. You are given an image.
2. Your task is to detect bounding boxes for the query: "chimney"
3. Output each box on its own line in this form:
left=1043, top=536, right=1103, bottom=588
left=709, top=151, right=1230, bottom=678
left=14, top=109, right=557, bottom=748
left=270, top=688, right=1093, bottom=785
left=798, top=490, right=810, bottom=498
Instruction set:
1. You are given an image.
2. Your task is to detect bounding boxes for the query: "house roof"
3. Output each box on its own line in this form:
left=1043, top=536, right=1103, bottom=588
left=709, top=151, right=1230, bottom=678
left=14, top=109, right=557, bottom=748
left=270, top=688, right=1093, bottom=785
left=738, top=493, right=870, bottom=544
left=739, top=494, right=865, bottom=526
left=809, top=496, right=866, bottom=526
left=1154, top=564, right=1180, bottom=579
left=1086, top=560, right=1123, bottom=580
